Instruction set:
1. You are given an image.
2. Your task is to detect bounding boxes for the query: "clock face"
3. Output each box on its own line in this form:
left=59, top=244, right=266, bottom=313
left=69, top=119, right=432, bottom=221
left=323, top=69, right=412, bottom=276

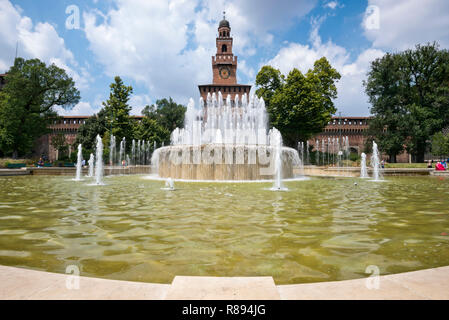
left=219, top=66, right=231, bottom=79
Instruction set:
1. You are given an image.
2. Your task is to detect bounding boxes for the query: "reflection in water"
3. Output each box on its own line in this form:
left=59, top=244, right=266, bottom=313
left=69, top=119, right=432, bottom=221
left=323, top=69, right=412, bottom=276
left=0, top=175, right=448, bottom=284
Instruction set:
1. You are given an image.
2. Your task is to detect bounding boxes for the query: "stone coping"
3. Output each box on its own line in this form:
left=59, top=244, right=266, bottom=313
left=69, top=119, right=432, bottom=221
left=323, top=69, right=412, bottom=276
left=1, top=265, right=448, bottom=300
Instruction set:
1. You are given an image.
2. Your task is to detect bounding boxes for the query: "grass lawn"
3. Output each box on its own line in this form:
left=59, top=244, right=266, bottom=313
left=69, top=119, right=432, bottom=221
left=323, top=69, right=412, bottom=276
left=384, top=163, right=428, bottom=169
left=0, top=158, right=37, bottom=168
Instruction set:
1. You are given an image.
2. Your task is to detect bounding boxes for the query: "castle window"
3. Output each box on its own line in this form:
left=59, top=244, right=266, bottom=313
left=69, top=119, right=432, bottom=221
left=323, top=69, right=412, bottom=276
left=222, top=44, right=227, bottom=53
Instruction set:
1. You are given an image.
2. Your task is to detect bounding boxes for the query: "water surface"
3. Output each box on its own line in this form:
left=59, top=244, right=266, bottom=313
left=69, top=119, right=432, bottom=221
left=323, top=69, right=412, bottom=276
left=0, top=175, right=448, bottom=284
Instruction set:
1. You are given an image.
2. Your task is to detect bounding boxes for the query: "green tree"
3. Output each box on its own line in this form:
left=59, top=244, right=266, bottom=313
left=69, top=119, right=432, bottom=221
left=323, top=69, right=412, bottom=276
left=431, top=132, right=449, bottom=158
left=363, top=53, right=409, bottom=162
left=364, top=43, right=449, bottom=163
left=74, top=109, right=108, bottom=156
left=255, top=66, right=284, bottom=108
left=144, top=98, right=186, bottom=132
left=256, top=58, right=341, bottom=147
left=0, top=58, right=80, bottom=158
left=102, top=76, right=134, bottom=141
left=134, top=117, right=171, bottom=146
left=51, top=133, right=68, bottom=160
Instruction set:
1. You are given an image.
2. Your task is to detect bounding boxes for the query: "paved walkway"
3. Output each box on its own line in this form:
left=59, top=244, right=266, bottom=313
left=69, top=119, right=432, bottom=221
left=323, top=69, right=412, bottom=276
left=1, top=265, right=448, bottom=300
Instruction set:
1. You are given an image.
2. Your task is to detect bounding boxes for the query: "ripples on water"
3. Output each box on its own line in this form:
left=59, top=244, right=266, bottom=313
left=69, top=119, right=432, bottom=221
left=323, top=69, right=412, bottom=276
left=0, top=175, right=448, bottom=284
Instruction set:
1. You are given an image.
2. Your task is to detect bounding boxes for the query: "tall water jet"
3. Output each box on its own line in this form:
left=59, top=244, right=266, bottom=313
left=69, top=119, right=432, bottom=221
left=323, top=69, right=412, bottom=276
left=109, top=135, right=116, bottom=166
left=371, top=141, right=382, bottom=181
left=95, top=135, right=104, bottom=185
left=270, top=128, right=284, bottom=190
left=131, top=140, right=136, bottom=166
left=306, top=141, right=310, bottom=165
left=88, top=153, right=95, bottom=177
left=322, top=139, right=325, bottom=167
left=360, top=153, right=368, bottom=178
left=75, top=144, right=83, bottom=181
left=137, top=140, right=141, bottom=165
left=119, top=138, right=126, bottom=166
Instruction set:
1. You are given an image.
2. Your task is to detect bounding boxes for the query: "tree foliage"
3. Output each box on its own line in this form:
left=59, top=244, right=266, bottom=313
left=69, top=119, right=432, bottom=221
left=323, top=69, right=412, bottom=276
left=0, top=58, right=80, bottom=158
left=431, top=132, right=449, bottom=158
left=134, top=97, right=186, bottom=146
left=102, top=76, right=134, bottom=141
left=255, top=58, right=341, bottom=147
left=134, top=117, right=171, bottom=146
left=51, top=133, right=68, bottom=160
left=143, top=98, right=186, bottom=132
left=75, top=78, right=185, bottom=152
left=364, top=43, right=449, bottom=162
left=74, top=109, right=108, bottom=155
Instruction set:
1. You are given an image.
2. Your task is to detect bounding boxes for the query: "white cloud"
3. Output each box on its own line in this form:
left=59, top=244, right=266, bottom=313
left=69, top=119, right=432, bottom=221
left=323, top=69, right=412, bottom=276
left=54, top=102, right=98, bottom=116
left=238, top=59, right=255, bottom=81
left=263, top=18, right=384, bottom=116
left=0, top=0, right=89, bottom=100
left=129, top=94, right=152, bottom=116
left=363, top=0, right=449, bottom=50
left=82, top=0, right=317, bottom=105
left=324, top=1, right=339, bottom=10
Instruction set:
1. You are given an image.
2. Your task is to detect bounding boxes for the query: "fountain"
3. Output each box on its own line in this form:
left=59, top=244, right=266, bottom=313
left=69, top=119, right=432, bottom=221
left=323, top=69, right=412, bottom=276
left=270, top=128, right=287, bottom=190
left=360, top=153, right=368, bottom=178
left=87, top=153, right=95, bottom=177
left=74, top=144, right=83, bottom=181
left=151, top=93, right=302, bottom=181
left=306, top=141, right=310, bottom=165
left=371, top=141, right=383, bottom=181
left=164, top=178, right=175, bottom=190
left=119, top=138, right=126, bottom=166
left=94, top=135, right=104, bottom=185
left=131, top=140, right=136, bottom=166
left=109, top=135, right=116, bottom=166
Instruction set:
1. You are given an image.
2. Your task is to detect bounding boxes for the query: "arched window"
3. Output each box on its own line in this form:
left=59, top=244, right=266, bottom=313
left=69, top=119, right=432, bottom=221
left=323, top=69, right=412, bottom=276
left=222, top=44, right=227, bottom=53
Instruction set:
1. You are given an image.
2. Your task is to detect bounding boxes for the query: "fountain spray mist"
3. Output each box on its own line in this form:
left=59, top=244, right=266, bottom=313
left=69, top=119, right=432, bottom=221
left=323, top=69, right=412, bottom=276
left=270, top=128, right=285, bottom=191
left=360, top=153, right=368, bottom=178
left=95, top=135, right=104, bottom=185
left=109, top=135, right=116, bottom=166
left=371, top=141, right=383, bottom=181
left=88, top=153, right=95, bottom=177
left=75, top=144, right=83, bottom=181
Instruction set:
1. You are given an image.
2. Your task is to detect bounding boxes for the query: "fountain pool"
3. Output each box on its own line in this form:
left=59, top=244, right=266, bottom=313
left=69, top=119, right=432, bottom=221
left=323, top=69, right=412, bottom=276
left=0, top=175, right=448, bottom=284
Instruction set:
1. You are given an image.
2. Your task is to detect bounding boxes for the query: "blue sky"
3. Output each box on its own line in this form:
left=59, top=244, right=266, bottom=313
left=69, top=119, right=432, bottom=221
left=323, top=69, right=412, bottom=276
left=1, top=0, right=449, bottom=117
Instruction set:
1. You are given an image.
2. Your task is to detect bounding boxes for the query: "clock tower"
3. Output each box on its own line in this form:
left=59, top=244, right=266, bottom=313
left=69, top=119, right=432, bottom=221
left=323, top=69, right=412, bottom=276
left=198, top=13, right=251, bottom=103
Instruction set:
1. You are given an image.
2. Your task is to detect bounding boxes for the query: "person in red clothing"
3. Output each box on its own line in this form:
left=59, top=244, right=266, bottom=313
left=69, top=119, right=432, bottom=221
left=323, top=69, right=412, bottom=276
left=436, top=162, right=446, bottom=171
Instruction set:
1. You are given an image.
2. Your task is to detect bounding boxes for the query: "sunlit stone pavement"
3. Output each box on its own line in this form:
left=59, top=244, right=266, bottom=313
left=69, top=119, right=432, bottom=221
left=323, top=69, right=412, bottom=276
left=1, top=265, right=448, bottom=300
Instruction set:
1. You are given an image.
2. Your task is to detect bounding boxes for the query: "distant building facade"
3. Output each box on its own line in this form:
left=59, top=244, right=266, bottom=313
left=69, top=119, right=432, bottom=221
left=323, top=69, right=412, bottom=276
left=36, top=116, right=143, bottom=161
